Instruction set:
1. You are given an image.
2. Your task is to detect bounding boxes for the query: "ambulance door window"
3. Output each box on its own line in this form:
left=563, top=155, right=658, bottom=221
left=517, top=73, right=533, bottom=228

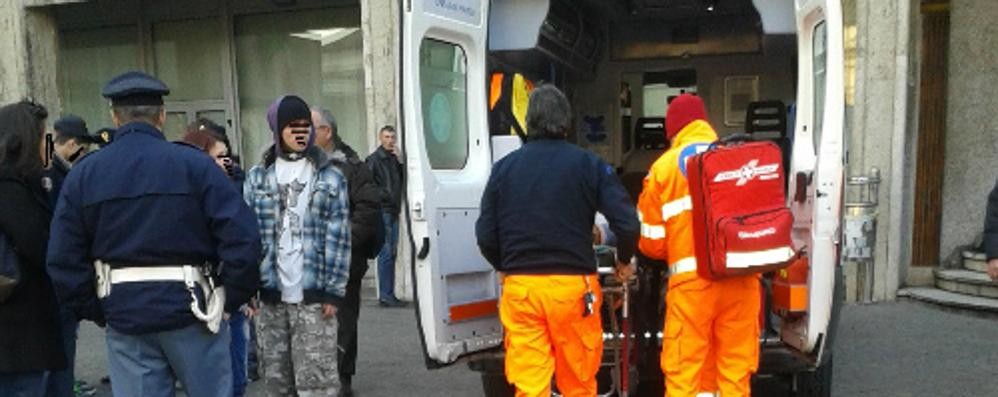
left=420, top=39, right=469, bottom=170
left=812, top=21, right=827, bottom=152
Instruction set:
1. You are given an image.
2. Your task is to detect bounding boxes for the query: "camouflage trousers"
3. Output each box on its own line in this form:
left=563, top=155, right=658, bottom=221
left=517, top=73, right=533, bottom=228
left=256, top=302, right=340, bottom=397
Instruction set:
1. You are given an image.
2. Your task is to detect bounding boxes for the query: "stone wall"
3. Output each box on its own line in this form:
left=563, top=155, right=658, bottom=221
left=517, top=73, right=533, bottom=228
left=939, top=0, right=998, bottom=262
left=0, top=3, right=60, bottom=113
left=361, top=0, right=399, bottom=151
left=0, top=0, right=27, bottom=103
left=847, top=0, right=919, bottom=300
left=361, top=0, right=411, bottom=299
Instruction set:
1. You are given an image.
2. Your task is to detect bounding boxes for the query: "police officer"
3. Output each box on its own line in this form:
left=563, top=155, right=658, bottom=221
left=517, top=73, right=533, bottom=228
left=46, top=71, right=262, bottom=397
left=45, top=115, right=99, bottom=205
left=44, top=114, right=102, bottom=397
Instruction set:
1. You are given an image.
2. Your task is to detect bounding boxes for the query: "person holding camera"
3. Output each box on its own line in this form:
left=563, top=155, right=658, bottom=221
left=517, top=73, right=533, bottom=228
left=180, top=125, right=252, bottom=396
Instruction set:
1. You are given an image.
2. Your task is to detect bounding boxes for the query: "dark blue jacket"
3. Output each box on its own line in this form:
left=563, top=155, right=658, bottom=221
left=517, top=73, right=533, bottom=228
left=476, top=139, right=639, bottom=275
left=44, top=155, right=70, bottom=206
left=46, top=122, right=262, bottom=335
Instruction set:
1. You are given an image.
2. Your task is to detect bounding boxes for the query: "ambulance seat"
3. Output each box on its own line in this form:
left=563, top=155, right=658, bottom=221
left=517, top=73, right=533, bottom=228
left=634, top=117, right=667, bottom=150
left=744, top=100, right=790, bottom=173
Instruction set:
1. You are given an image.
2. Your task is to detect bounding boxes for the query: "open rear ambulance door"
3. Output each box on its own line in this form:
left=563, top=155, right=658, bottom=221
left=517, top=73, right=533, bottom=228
left=401, top=0, right=501, bottom=367
left=784, top=0, right=846, bottom=365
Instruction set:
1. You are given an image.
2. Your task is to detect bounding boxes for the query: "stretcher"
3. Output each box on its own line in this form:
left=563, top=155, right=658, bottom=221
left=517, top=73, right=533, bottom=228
left=595, top=263, right=637, bottom=397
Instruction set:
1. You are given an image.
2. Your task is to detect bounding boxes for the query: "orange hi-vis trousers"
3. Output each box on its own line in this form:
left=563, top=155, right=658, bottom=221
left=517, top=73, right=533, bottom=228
left=662, top=274, right=761, bottom=397
left=500, top=274, right=604, bottom=397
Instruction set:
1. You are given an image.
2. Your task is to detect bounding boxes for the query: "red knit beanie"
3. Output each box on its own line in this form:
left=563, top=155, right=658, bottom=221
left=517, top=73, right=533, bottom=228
left=665, top=93, right=707, bottom=140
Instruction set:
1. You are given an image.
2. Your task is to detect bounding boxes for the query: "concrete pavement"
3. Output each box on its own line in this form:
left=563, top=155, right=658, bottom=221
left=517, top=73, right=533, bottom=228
left=73, top=300, right=998, bottom=396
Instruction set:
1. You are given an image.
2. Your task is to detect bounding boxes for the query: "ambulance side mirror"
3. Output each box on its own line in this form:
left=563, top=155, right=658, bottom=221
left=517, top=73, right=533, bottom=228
left=794, top=171, right=811, bottom=204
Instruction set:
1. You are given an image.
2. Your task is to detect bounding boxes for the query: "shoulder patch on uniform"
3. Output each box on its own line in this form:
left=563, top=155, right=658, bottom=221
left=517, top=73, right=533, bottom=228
left=678, top=143, right=711, bottom=178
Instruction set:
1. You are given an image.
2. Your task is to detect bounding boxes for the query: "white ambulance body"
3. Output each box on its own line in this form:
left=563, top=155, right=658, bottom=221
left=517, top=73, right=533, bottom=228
left=400, top=0, right=845, bottom=395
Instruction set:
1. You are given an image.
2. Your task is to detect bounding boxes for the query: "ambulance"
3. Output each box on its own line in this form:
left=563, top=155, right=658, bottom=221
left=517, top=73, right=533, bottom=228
left=399, top=0, right=845, bottom=395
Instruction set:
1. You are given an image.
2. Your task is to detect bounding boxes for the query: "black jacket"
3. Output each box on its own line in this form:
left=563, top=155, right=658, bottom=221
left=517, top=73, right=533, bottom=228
left=331, top=142, right=383, bottom=259
left=0, top=167, right=67, bottom=372
left=476, top=139, right=639, bottom=275
left=45, top=154, right=71, bottom=206
left=366, top=146, right=403, bottom=216
left=985, top=178, right=998, bottom=260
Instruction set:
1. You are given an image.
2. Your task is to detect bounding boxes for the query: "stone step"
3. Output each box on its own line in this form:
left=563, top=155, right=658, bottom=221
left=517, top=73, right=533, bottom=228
left=361, top=270, right=378, bottom=300
left=899, top=287, right=998, bottom=314
left=935, top=269, right=998, bottom=299
left=963, top=250, right=988, bottom=273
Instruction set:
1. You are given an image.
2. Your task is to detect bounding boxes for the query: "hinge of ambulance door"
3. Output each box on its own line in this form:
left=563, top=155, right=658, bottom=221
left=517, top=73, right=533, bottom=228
left=412, top=199, right=424, bottom=220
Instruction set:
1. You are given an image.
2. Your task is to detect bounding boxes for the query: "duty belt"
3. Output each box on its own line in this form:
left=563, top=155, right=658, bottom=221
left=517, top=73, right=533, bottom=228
left=94, top=260, right=226, bottom=334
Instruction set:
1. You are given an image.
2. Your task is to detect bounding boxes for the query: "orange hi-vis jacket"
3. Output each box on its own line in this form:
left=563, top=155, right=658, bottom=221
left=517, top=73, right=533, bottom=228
left=637, top=120, right=717, bottom=282
left=640, top=119, right=762, bottom=397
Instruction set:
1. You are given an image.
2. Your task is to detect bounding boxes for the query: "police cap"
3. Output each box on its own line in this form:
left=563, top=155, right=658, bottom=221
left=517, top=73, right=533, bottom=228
left=101, top=71, right=170, bottom=106
left=53, top=115, right=93, bottom=141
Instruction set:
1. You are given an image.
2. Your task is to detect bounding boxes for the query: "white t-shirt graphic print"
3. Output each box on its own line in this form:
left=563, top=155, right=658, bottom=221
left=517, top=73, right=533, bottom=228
left=275, top=156, right=314, bottom=303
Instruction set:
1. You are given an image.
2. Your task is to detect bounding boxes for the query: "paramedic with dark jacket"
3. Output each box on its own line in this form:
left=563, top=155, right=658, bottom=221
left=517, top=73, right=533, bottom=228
left=45, top=71, right=262, bottom=397
left=637, top=93, right=759, bottom=397
left=985, top=178, right=998, bottom=282
left=476, top=84, right=639, bottom=397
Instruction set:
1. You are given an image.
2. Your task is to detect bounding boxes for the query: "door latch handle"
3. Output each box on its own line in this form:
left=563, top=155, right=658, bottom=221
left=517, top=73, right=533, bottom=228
left=417, top=237, right=430, bottom=260
left=816, top=190, right=829, bottom=198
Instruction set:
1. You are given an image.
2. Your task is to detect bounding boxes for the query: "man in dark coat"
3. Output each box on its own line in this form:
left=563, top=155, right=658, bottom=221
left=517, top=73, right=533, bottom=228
left=312, top=108, right=381, bottom=396
left=985, top=178, right=998, bottom=282
left=45, top=115, right=99, bottom=205
left=475, top=85, right=638, bottom=396
left=46, top=72, right=261, bottom=397
left=366, top=125, right=406, bottom=307
left=43, top=114, right=102, bottom=397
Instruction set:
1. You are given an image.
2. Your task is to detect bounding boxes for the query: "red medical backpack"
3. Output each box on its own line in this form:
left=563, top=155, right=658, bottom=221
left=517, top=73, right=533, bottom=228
left=687, top=139, right=796, bottom=279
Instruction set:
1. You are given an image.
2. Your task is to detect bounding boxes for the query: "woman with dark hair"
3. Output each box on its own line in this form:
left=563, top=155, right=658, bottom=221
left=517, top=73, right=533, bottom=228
left=181, top=127, right=231, bottom=174
left=180, top=126, right=251, bottom=397
left=0, top=100, right=67, bottom=395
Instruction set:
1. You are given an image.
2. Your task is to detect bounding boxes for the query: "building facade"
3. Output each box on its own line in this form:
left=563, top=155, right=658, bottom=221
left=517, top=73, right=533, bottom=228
left=0, top=0, right=412, bottom=298
left=1, top=0, right=996, bottom=304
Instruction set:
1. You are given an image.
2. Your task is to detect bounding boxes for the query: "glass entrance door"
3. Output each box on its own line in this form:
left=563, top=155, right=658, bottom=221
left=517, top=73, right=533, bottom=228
left=153, top=17, right=232, bottom=144
left=163, top=102, right=229, bottom=142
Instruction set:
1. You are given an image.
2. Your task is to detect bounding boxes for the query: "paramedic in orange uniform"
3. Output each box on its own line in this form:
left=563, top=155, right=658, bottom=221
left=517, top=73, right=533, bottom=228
left=638, top=94, right=762, bottom=397
left=476, top=85, right=639, bottom=397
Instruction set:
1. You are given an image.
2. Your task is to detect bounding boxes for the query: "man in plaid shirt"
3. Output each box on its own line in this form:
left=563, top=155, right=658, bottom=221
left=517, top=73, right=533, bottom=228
left=243, top=95, right=351, bottom=396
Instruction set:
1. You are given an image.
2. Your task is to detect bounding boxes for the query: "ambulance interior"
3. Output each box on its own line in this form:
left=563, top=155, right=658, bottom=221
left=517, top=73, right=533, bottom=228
left=482, top=0, right=838, bottom=390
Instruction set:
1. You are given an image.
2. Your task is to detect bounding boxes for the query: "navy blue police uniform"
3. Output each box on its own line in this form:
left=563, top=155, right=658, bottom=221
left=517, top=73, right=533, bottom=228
left=46, top=72, right=262, bottom=335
